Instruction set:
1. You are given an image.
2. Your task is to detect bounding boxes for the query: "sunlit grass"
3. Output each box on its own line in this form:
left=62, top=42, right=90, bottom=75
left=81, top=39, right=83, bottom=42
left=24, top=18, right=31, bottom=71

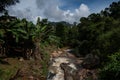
left=0, top=58, right=22, bottom=80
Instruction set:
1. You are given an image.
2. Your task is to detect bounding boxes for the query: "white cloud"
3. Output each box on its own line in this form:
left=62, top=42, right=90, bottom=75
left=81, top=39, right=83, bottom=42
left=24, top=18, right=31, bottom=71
left=6, top=0, right=90, bottom=23
left=76, top=4, right=89, bottom=16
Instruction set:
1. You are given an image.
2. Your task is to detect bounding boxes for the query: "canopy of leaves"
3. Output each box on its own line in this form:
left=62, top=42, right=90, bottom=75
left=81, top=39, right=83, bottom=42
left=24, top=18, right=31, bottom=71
left=99, top=52, right=120, bottom=80
left=76, top=1, right=120, bottom=57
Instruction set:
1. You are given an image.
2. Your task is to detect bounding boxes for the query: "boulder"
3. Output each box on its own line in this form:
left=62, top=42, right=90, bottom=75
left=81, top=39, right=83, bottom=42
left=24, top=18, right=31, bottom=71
left=60, top=63, right=78, bottom=80
left=82, top=54, right=100, bottom=69
left=47, top=57, right=77, bottom=80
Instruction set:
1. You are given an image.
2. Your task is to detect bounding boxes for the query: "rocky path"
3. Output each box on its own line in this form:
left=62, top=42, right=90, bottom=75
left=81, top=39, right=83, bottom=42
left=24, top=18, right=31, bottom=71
left=47, top=48, right=99, bottom=80
left=4, top=47, right=99, bottom=80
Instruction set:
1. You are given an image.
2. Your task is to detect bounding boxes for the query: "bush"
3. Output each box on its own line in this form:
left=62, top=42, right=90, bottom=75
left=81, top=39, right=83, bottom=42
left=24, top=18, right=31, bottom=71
left=99, top=52, right=120, bottom=80
left=0, top=68, right=16, bottom=80
left=40, top=44, right=50, bottom=76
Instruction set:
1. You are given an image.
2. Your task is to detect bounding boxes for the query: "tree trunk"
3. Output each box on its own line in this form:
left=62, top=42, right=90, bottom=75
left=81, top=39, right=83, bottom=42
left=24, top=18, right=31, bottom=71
left=33, top=41, right=42, bottom=60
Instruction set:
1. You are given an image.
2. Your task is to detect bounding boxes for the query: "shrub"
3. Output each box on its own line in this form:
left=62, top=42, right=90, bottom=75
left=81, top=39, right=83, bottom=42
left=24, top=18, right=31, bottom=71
left=99, top=52, right=120, bottom=80
left=40, top=44, right=50, bottom=76
left=0, top=69, right=16, bottom=80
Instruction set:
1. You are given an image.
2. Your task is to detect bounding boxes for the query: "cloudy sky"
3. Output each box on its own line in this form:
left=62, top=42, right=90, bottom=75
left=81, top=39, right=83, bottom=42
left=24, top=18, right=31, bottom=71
left=6, top=0, right=118, bottom=23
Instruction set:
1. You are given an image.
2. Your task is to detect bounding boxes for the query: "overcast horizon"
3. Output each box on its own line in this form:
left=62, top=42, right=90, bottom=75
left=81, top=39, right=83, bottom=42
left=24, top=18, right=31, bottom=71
left=3, top=0, right=119, bottom=23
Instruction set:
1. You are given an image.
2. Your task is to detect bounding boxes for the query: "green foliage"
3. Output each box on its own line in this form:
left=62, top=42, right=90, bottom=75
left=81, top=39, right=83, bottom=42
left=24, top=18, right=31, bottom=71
left=32, top=17, right=53, bottom=43
left=0, top=68, right=17, bottom=80
left=0, top=69, right=4, bottom=77
left=40, top=44, right=50, bottom=76
left=97, top=28, right=120, bottom=56
left=101, top=1, right=120, bottom=19
left=68, top=25, right=79, bottom=47
left=55, top=21, right=71, bottom=46
left=0, top=15, right=60, bottom=59
left=47, top=35, right=61, bottom=46
left=0, top=29, right=5, bottom=44
left=0, top=1, right=120, bottom=79
left=0, top=17, right=35, bottom=57
left=76, top=1, right=120, bottom=57
left=41, top=60, right=48, bottom=76
left=99, top=52, right=120, bottom=80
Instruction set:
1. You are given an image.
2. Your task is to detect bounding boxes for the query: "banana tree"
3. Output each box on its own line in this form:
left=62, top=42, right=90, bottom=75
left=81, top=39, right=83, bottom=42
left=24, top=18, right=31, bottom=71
left=31, top=17, right=53, bottom=60
left=1, top=18, right=34, bottom=58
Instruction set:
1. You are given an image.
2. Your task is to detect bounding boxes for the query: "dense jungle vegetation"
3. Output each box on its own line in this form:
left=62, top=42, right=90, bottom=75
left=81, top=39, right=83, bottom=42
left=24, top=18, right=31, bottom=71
left=0, top=0, right=120, bottom=80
